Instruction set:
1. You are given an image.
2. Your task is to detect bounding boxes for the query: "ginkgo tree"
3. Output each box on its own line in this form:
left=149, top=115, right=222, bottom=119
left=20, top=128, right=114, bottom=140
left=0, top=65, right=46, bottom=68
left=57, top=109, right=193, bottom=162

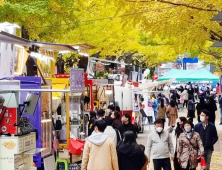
left=0, top=0, right=222, bottom=69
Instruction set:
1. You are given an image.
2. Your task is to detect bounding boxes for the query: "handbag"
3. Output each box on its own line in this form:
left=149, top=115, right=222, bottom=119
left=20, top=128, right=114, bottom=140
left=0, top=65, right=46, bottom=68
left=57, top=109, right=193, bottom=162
left=201, top=157, right=206, bottom=169
left=166, top=111, right=170, bottom=118
left=185, top=134, right=201, bottom=162
left=148, top=103, right=152, bottom=107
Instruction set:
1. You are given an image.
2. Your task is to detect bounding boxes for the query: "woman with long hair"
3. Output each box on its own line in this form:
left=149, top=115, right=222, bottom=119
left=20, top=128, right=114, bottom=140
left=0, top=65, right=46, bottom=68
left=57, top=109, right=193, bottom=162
left=174, top=117, right=187, bottom=170
left=177, top=121, right=204, bottom=170
left=166, top=100, right=178, bottom=127
left=157, top=98, right=167, bottom=128
left=117, top=131, right=146, bottom=170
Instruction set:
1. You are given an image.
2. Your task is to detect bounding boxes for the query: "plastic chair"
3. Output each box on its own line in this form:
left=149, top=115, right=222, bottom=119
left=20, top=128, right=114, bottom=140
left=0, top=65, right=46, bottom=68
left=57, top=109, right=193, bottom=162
left=56, top=157, right=69, bottom=170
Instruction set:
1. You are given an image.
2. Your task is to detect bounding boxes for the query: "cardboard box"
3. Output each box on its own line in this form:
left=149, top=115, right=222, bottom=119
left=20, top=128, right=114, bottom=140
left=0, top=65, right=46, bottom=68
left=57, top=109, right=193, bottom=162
left=30, top=167, right=37, bottom=170
left=58, top=149, right=70, bottom=159
left=71, top=154, right=82, bottom=163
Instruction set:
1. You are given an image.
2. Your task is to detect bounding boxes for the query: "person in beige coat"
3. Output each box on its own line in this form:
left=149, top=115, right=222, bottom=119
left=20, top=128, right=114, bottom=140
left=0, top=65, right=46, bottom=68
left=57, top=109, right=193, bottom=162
left=81, top=120, right=119, bottom=170
left=166, top=100, right=178, bottom=127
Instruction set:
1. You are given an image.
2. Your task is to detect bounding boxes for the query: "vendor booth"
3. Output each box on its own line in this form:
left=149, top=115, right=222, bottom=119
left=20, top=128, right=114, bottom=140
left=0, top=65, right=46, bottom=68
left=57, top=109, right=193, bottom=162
left=0, top=23, right=90, bottom=170
left=157, top=68, right=219, bottom=82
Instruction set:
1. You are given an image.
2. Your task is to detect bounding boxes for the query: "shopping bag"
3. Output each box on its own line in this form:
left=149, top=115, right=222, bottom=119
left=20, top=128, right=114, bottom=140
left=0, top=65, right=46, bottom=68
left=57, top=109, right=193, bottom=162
left=68, top=138, right=85, bottom=155
left=53, top=138, right=59, bottom=152
left=148, top=102, right=152, bottom=107
left=201, top=156, right=206, bottom=170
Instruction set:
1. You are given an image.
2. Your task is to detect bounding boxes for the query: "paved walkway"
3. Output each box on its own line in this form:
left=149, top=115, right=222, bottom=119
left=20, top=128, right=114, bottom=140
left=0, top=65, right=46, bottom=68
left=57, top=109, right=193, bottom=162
left=137, top=109, right=222, bottom=170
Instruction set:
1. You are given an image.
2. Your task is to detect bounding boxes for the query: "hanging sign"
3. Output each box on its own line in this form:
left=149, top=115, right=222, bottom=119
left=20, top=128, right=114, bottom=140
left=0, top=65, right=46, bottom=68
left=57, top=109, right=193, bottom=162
left=70, top=68, right=85, bottom=93
left=0, top=43, right=15, bottom=78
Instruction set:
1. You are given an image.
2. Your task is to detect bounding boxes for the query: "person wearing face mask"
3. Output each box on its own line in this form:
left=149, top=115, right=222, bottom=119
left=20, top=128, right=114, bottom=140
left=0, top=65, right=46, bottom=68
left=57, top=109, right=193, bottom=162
left=173, top=117, right=187, bottom=170
left=82, top=120, right=119, bottom=170
left=147, top=119, right=174, bottom=170
left=194, top=110, right=218, bottom=170
left=118, top=113, right=137, bottom=138
left=177, top=121, right=204, bottom=170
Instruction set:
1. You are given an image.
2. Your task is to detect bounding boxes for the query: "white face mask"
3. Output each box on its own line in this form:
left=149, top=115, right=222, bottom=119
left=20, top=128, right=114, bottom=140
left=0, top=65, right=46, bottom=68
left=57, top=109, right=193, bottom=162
left=200, top=116, right=205, bottom=122
left=184, top=126, right=191, bottom=132
left=156, top=127, right=163, bottom=133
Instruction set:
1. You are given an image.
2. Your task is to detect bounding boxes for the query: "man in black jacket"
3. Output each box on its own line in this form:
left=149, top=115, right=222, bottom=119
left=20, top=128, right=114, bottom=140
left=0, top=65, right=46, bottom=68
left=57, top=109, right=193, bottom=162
left=118, top=113, right=137, bottom=138
left=194, top=109, right=218, bottom=170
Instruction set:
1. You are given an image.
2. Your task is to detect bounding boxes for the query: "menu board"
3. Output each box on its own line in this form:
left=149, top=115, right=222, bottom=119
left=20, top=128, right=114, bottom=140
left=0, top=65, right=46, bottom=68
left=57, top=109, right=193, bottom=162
left=132, top=89, right=140, bottom=112
left=70, top=68, right=85, bottom=93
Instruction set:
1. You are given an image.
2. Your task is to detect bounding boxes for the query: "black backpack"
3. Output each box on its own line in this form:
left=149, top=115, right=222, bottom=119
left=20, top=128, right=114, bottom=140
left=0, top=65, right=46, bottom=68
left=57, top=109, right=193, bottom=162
left=55, top=120, right=62, bottom=130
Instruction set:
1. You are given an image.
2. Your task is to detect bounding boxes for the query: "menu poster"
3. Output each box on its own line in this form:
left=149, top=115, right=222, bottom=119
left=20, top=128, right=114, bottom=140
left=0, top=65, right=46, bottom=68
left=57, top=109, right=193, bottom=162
left=70, top=68, right=85, bottom=93
left=0, top=42, right=15, bottom=78
left=132, top=89, right=140, bottom=112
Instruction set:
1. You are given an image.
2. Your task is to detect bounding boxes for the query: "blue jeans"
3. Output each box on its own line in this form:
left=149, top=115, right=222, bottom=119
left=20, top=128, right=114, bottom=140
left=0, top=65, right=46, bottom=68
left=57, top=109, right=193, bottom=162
left=154, top=111, right=157, bottom=119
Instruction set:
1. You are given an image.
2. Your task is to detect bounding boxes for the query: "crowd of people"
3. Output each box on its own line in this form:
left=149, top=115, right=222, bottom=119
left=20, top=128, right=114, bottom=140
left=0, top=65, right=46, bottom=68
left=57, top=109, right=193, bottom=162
left=146, top=83, right=219, bottom=170
left=83, top=109, right=218, bottom=170
left=83, top=107, right=146, bottom=170
left=149, top=82, right=221, bottom=125
left=147, top=111, right=218, bottom=170
left=81, top=83, right=220, bottom=170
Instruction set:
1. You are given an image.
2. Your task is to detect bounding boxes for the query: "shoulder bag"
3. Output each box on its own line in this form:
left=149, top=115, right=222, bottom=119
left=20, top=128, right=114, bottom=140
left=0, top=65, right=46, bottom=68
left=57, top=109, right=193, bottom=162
left=166, top=111, right=170, bottom=118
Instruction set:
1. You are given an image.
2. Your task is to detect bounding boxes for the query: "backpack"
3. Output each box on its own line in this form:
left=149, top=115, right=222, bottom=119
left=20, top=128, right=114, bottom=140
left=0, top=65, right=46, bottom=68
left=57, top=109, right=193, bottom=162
left=55, top=120, right=62, bottom=130
left=114, top=129, right=121, bottom=145
left=188, top=100, right=195, bottom=111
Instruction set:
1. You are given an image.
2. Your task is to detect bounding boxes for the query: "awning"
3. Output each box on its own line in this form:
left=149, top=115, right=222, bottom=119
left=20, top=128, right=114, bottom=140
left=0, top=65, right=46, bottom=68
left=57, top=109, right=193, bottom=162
left=157, top=68, right=219, bottom=82
left=0, top=31, right=32, bottom=47
left=32, top=42, right=77, bottom=53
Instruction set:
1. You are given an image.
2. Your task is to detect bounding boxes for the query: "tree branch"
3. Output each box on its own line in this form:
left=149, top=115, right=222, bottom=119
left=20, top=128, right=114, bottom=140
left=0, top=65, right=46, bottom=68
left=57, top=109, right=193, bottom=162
left=126, top=0, right=220, bottom=12
left=200, top=49, right=222, bottom=59
left=210, top=30, right=222, bottom=41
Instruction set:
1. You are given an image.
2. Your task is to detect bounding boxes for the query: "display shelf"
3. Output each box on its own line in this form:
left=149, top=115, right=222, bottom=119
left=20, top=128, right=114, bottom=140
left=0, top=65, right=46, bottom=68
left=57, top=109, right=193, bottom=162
left=23, top=148, right=46, bottom=155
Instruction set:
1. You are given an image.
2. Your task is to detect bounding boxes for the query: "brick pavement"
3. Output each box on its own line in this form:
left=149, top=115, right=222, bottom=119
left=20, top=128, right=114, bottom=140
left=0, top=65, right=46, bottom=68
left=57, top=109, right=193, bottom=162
left=137, top=109, right=222, bottom=170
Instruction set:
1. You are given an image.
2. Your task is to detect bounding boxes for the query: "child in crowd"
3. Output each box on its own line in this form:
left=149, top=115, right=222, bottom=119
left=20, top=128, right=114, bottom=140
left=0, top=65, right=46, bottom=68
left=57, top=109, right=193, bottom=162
left=139, top=144, right=148, bottom=170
